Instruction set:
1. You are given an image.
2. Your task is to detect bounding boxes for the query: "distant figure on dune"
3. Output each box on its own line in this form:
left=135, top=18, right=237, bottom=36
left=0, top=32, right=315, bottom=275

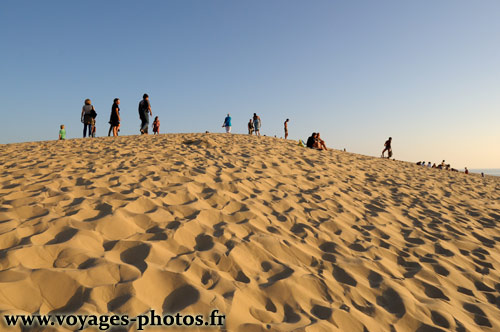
left=253, top=113, right=261, bottom=136
left=153, top=116, right=160, bottom=135
left=81, top=99, right=96, bottom=138
left=59, top=125, right=66, bottom=140
left=222, top=113, right=232, bottom=133
left=248, top=119, right=254, bottom=135
left=109, top=98, right=121, bottom=137
left=284, top=119, right=289, bottom=139
left=465, top=167, right=469, bottom=174
left=381, top=137, right=392, bottom=158
left=427, top=162, right=431, bottom=167
left=139, top=94, right=152, bottom=134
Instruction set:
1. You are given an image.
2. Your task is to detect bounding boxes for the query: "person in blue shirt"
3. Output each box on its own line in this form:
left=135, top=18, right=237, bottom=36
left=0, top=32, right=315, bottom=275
left=222, top=113, right=232, bottom=133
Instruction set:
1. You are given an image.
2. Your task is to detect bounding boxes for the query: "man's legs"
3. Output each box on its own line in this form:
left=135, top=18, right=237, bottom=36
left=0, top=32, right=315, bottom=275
left=226, top=126, right=231, bottom=133
left=141, top=113, right=150, bottom=134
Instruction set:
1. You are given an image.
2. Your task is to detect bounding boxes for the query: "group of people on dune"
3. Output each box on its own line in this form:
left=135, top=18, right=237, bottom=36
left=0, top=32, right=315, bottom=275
left=416, top=160, right=470, bottom=174
left=305, top=133, right=328, bottom=150
left=60, top=94, right=161, bottom=140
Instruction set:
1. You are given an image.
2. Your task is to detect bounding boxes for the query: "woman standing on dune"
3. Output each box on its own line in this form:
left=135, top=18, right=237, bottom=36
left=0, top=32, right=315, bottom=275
left=253, top=113, right=261, bottom=136
left=81, top=99, right=95, bottom=138
left=109, top=98, right=121, bottom=137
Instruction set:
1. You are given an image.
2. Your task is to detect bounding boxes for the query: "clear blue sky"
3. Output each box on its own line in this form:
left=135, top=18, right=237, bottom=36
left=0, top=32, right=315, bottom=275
left=1, top=0, right=499, bottom=168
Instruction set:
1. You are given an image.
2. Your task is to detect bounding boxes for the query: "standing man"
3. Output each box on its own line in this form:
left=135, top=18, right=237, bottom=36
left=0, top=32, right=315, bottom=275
left=253, top=113, right=261, bottom=136
left=284, top=118, right=289, bottom=139
left=222, top=113, right=232, bottom=133
left=381, top=137, right=392, bottom=158
left=139, top=93, right=152, bottom=134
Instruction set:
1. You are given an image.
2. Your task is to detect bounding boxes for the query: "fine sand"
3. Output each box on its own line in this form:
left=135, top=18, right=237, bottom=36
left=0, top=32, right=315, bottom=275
left=0, top=133, right=499, bottom=332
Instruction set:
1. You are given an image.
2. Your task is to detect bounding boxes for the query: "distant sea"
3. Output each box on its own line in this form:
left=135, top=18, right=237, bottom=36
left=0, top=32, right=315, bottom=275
left=470, top=169, right=500, bottom=177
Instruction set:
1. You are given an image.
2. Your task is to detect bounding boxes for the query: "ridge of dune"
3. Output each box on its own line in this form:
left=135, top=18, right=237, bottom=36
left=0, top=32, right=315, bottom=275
left=0, top=133, right=499, bottom=332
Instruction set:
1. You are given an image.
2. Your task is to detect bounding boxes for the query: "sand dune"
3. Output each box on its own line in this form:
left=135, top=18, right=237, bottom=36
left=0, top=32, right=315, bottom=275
left=0, top=133, right=499, bottom=331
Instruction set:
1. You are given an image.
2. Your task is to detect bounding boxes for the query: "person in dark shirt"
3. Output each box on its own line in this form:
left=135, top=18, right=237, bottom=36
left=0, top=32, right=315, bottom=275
left=381, top=137, right=392, bottom=158
left=109, top=98, right=121, bottom=137
left=306, top=133, right=316, bottom=148
left=139, top=93, right=152, bottom=134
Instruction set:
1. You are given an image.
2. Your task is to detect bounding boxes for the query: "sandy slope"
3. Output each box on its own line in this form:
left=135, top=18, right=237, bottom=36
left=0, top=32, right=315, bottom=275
left=0, top=133, right=499, bottom=332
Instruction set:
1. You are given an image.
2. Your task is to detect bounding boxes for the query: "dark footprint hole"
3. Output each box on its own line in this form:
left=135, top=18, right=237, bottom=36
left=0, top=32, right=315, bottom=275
left=103, top=240, right=118, bottom=251
left=415, top=323, right=446, bottom=332
left=319, top=242, right=337, bottom=253
left=235, top=271, right=250, bottom=284
left=432, top=264, right=449, bottom=276
left=332, top=265, right=357, bottom=287
left=167, top=221, right=181, bottom=230
left=261, top=261, right=272, bottom=272
left=265, top=298, right=276, bottom=312
left=107, top=294, right=132, bottom=312
left=194, top=234, right=214, bottom=251
left=78, top=258, right=98, bottom=270
left=46, top=228, right=78, bottom=245
left=283, top=304, right=301, bottom=323
left=430, top=311, right=450, bottom=328
left=348, top=243, right=368, bottom=252
left=149, top=233, right=167, bottom=241
left=163, top=285, right=200, bottom=313
left=422, top=282, right=449, bottom=301
left=120, top=243, right=151, bottom=274
left=310, top=305, right=332, bottom=320
left=260, top=265, right=294, bottom=288
left=376, top=288, right=405, bottom=318
left=368, top=270, right=383, bottom=289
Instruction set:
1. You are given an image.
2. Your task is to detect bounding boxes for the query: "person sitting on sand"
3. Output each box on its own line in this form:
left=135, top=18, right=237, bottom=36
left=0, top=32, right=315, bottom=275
left=153, top=116, right=160, bottom=135
left=381, top=137, right=392, bottom=158
left=315, top=133, right=328, bottom=150
left=306, top=133, right=316, bottom=148
left=59, top=125, right=66, bottom=140
left=427, top=162, right=431, bottom=168
left=465, top=167, right=469, bottom=174
left=432, top=163, right=437, bottom=168
left=248, top=119, right=254, bottom=135
left=416, top=161, right=422, bottom=166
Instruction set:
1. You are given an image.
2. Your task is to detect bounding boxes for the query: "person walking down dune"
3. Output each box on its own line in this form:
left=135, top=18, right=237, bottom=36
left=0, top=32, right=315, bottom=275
left=284, top=119, right=289, bottom=139
left=109, top=98, right=121, bottom=137
left=248, top=119, right=254, bottom=135
left=139, top=94, right=152, bottom=134
left=81, top=99, right=96, bottom=138
left=381, top=137, right=392, bottom=158
left=222, top=114, right=232, bottom=133
left=253, top=113, right=261, bottom=136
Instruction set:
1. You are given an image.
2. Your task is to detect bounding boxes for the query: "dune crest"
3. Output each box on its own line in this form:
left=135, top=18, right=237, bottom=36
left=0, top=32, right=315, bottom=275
left=0, top=133, right=499, bottom=331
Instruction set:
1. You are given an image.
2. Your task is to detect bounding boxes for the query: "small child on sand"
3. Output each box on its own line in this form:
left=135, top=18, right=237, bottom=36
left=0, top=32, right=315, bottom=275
left=153, top=116, right=160, bottom=135
left=59, top=125, right=66, bottom=140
